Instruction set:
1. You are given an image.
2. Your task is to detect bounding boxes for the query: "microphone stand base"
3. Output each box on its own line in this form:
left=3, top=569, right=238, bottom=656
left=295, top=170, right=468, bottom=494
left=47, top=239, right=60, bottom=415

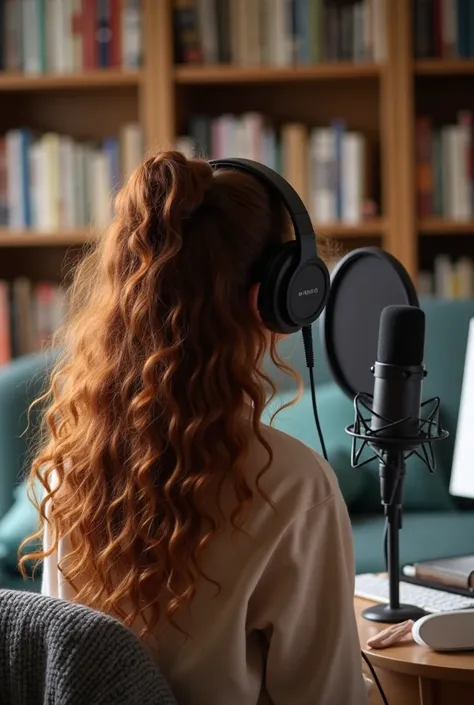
left=362, top=603, right=428, bottom=624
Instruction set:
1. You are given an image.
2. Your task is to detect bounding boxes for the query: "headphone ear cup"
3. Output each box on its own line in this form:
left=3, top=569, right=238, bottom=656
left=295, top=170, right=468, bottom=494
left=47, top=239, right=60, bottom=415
left=258, top=242, right=300, bottom=334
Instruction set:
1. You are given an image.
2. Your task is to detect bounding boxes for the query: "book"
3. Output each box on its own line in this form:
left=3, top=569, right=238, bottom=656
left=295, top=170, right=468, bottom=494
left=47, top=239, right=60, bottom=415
left=411, top=555, right=474, bottom=590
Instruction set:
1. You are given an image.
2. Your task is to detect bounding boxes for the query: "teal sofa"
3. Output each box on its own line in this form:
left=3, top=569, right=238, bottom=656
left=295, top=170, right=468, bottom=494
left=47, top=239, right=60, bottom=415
left=0, top=299, right=473, bottom=591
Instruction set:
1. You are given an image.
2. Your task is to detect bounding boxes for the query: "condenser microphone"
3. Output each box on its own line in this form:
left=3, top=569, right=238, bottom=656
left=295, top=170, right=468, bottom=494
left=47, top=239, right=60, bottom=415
left=370, top=306, right=427, bottom=510
left=371, top=305, right=426, bottom=450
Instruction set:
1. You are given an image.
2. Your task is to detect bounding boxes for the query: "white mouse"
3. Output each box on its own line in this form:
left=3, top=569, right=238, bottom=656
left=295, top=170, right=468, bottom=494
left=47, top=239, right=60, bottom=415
left=412, top=610, right=474, bottom=651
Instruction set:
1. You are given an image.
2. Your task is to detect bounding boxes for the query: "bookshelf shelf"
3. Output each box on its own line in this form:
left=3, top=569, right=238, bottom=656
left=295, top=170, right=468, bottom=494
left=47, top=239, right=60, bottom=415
left=0, top=223, right=383, bottom=247
left=419, top=220, right=474, bottom=236
left=0, top=70, right=143, bottom=91
left=174, top=63, right=381, bottom=85
left=316, top=221, right=385, bottom=237
left=415, top=59, right=474, bottom=76
left=0, top=230, right=97, bottom=247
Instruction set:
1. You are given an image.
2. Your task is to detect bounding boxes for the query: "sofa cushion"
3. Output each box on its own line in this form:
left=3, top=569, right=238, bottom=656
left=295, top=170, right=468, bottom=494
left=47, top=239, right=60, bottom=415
left=263, top=391, right=366, bottom=508
left=0, top=480, right=41, bottom=573
left=0, top=350, right=57, bottom=518
left=353, top=511, right=474, bottom=574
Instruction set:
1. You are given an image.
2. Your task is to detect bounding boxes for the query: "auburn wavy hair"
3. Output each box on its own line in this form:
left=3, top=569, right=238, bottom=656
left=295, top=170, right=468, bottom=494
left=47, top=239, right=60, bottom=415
left=20, top=150, right=311, bottom=635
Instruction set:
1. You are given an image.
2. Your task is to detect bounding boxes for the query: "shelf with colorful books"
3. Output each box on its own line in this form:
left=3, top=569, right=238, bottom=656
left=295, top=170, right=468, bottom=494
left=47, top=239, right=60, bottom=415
left=415, top=112, right=474, bottom=237
left=0, top=1, right=142, bottom=81
left=172, top=0, right=386, bottom=75
left=177, top=113, right=381, bottom=233
left=0, top=277, right=67, bottom=365
left=413, top=0, right=474, bottom=66
left=0, top=123, right=144, bottom=239
left=0, top=70, right=143, bottom=91
left=174, top=63, right=381, bottom=85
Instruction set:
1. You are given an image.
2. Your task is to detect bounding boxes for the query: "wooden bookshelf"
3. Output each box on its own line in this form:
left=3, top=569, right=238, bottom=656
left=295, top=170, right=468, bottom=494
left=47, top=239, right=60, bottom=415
left=1, top=0, right=474, bottom=291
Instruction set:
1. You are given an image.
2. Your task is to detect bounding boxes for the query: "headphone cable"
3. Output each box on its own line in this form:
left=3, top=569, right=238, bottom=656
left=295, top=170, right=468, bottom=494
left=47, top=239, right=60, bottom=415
left=302, top=326, right=328, bottom=462
left=301, top=325, right=390, bottom=705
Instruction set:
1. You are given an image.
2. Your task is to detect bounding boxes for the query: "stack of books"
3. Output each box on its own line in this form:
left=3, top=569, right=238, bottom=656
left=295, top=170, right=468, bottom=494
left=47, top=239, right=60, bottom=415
left=0, top=0, right=142, bottom=74
left=177, top=112, right=377, bottom=224
left=0, top=278, right=66, bottom=365
left=173, top=0, right=386, bottom=66
left=0, top=123, right=143, bottom=230
left=416, top=112, right=474, bottom=221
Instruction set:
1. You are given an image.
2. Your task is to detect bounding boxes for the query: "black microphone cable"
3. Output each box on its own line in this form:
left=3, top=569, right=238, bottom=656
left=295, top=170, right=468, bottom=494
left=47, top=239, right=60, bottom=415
left=301, top=324, right=390, bottom=705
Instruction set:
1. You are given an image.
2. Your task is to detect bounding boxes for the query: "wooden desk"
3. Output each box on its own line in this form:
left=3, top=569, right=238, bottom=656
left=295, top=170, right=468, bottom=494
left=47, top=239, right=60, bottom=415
left=356, top=597, right=474, bottom=705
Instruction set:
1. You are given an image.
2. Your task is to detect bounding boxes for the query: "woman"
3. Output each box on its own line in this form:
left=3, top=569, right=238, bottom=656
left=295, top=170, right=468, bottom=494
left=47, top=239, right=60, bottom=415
left=22, top=152, right=368, bottom=705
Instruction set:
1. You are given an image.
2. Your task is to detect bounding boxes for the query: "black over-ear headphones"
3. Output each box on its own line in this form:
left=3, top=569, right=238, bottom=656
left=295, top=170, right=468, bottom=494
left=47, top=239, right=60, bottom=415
left=208, top=158, right=330, bottom=335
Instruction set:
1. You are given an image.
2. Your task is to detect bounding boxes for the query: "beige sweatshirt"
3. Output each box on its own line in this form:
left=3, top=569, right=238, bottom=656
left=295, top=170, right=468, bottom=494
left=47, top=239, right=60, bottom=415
left=42, top=424, right=368, bottom=705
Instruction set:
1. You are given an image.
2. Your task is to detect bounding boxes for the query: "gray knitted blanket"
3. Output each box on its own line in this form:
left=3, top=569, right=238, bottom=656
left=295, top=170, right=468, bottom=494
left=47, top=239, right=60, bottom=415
left=0, top=589, right=178, bottom=705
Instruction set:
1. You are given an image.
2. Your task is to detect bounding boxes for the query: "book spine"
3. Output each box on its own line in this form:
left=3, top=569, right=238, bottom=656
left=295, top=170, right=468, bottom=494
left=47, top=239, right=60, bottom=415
left=5, top=0, right=23, bottom=70
left=416, top=117, right=433, bottom=217
left=0, top=138, right=8, bottom=226
left=332, top=119, right=345, bottom=220
left=71, top=0, right=84, bottom=71
left=83, top=0, right=97, bottom=69
left=122, top=0, right=142, bottom=68
left=97, top=0, right=111, bottom=67
left=107, top=0, right=119, bottom=66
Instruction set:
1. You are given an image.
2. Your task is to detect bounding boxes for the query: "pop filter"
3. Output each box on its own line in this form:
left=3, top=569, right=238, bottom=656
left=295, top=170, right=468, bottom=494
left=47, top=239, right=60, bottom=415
left=320, top=248, right=419, bottom=399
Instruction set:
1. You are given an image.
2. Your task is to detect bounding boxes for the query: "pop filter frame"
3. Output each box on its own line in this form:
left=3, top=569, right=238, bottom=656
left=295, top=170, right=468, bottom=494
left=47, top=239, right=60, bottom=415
left=320, top=248, right=419, bottom=399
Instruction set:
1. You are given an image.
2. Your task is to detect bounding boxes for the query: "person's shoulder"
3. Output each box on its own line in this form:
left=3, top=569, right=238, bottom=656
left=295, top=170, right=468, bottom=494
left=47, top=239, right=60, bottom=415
left=249, top=422, right=339, bottom=514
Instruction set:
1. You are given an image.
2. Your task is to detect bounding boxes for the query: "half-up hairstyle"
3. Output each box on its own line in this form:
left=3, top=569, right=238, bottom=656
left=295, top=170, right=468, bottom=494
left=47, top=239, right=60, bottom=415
left=20, top=151, right=303, bottom=635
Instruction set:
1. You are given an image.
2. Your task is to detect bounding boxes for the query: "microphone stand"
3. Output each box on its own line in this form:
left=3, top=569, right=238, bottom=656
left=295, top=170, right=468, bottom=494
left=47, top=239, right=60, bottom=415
left=347, top=393, right=449, bottom=624
left=362, top=450, right=427, bottom=623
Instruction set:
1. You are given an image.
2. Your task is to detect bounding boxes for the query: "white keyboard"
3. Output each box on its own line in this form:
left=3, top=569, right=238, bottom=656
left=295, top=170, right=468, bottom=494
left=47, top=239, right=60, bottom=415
left=355, top=573, right=474, bottom=613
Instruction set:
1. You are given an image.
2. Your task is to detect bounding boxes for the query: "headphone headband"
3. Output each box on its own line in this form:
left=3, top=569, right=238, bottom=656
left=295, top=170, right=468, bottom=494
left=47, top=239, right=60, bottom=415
left=208, top=158, right=316, bottom=265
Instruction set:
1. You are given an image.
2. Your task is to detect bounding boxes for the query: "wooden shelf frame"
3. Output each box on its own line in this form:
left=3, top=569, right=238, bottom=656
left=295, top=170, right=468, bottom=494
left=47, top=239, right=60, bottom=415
left=419, top=220, right=474, bottom=236
left=0, top=220, right=385, bottom=248
left=0, top=230, right=97, bottom=247
left=415, top=59, right=474, bottom=75
left=174, top=62, right=381, bottom=84
left=0, top=69, right=143, bottom=90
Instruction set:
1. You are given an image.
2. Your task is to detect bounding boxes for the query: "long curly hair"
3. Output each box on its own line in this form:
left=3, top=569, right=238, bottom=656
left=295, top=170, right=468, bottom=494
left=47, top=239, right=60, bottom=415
left=20, top=151, right=307, bottom=635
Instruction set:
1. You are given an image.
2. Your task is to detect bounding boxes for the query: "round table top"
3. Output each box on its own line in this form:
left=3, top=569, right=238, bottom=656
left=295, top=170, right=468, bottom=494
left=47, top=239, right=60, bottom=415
left=355, top=597, right=474, bottom=680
